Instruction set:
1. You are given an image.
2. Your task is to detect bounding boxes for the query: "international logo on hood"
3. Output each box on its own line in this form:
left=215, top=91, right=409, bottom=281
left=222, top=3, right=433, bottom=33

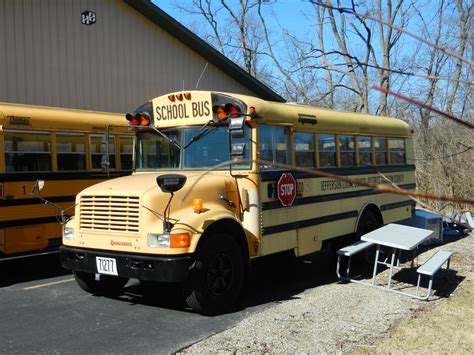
left=110, top=240, right=132, bottom=247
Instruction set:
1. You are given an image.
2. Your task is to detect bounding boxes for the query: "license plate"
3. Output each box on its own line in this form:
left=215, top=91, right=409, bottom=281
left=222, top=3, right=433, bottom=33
left=96, top=256, right=118, bottom=276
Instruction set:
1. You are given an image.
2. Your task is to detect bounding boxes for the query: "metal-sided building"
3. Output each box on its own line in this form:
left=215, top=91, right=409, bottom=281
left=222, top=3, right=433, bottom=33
left=0, top=0, right=283, bottom=113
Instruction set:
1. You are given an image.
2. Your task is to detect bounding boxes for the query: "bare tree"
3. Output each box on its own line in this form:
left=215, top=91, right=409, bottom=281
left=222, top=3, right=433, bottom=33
left=173, top=0, right=263, bottom=76
left=445, top=0, right=473, bottom=113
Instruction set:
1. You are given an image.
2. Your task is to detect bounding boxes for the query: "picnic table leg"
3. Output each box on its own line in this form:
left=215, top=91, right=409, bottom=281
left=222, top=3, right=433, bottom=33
left=396, top=249, right=401, bottom=267
left=336, top=255, right=342, bottom=280
left=387, top=247, right=396, bottom=289
left=371, top=245, right=381, bottom=286
left=445, top=258, right=451, bottom=279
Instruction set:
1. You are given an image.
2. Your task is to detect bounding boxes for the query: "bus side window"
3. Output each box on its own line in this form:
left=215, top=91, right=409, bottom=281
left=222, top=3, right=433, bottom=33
left=318, top=134, right=336, bottom=167
left=4, top=131, right=52, bottom=172
left=339, top=135, right=355, bottom=167
left=120, top=136, right=134, bottom=170
left=374, top=137, right=387, bottom=165
left=388, top=138, right=405, bottom=164
left=294, top=132, right=315, bottom=167
left=258, top=125, right=289, bottom=169
left=357, top=136, right=372, bottom=166
left=91, top=135, right=116, bottom=170
left=56, top=133, right=86, bottom=171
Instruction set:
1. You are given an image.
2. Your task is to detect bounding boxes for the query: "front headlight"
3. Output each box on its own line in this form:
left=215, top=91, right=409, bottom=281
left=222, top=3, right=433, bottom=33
left=147, top=233, right=170, bottom=248
left=64, top=227, right=74, bottom=241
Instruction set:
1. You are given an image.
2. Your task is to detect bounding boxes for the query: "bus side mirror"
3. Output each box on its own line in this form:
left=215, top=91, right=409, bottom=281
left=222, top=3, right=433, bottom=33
left=156, top=174, right=187, bottom=233
left=31, top=180, right=45, bottom=195
left=101, top=155, right=109, bottom=173
left=101, top=134, right=109, bottom=174
left=229, top=117, right=245, bottom=139
left=156, top=174, right=187, bottom=193
left=230, top=143, right=246, bottom=159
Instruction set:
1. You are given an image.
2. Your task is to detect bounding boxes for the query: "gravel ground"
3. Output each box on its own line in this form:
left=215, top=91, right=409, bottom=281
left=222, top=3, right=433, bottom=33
left=181, top=231, right=473, bottom=354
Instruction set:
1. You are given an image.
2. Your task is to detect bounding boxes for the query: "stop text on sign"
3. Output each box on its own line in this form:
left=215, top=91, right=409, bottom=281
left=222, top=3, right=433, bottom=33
left=277, top=173, right=297, bottom=207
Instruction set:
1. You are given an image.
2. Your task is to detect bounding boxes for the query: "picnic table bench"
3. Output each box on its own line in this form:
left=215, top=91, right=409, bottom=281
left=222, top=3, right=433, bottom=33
left=415, top=250, right=453, bottom=300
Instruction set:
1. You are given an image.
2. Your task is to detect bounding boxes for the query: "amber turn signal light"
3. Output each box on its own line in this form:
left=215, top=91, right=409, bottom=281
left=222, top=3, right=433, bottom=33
left=170, top=233, right=190, bottom=248
left=192, top=198, right=203, bottom=213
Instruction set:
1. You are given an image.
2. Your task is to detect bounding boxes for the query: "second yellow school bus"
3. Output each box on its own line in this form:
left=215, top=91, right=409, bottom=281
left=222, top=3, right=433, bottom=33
left=60, top=91, right=415, bottom=314
left=0, top=103, right=133, bottom=260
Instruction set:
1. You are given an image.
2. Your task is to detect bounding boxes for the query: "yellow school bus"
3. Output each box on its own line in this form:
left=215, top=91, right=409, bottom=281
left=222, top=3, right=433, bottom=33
left=60, top=91, right=415, bottom=314
left=0, top=103, right=133, bottom=260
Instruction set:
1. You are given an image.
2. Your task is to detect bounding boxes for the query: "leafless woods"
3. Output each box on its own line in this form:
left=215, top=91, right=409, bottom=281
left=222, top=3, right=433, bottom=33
left=172, top=0, right=473, bottom=211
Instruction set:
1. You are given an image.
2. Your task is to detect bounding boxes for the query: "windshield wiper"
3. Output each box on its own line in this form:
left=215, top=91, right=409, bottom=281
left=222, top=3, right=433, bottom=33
left=183, top=120, right=214, bottom=150
left=151, top=126, right=182, bottom=150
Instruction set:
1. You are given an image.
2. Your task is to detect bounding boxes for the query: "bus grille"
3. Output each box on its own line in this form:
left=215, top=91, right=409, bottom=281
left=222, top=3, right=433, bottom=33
left=79, top=196, right=140, bottom=233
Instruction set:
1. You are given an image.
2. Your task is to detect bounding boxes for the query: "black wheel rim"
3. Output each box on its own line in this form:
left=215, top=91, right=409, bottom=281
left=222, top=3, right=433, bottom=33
left=206, top=253, right=234, bottom=296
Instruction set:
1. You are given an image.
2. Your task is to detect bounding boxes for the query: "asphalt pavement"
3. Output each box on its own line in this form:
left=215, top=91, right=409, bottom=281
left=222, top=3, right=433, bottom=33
left=0, top=250, right=338, bottom=353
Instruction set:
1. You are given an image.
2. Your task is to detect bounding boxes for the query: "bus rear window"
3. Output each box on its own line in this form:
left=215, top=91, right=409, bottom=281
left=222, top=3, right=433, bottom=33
left=388, top=138, right=405, bottom=164
left=91, top=135, right=116, bottom=170
left=258, top=125, right=290, bottom=169
left=339, top=135, right=355, bottom=167
left=357, top=136, right=372, bottom=166
left=120, top=136, right=134, bottom=170
left=294, top=132, right=315, bottom=167
left=318, top=134, right=336, bottom=167
left=374, top=137, right=387, bottom=165
left=56, top=133, right=86, bottom=171
left=4, top=131, right=52, bottom=172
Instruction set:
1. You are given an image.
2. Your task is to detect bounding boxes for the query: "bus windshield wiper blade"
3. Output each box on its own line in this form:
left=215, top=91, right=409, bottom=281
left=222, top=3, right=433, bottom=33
left=183, top=121, right=213, bottom=150
left=151, top=126, right=182, bottom=150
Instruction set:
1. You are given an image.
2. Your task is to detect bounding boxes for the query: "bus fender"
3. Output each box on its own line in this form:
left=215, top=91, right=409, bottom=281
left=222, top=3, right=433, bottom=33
left=194, top=213, right=249, bottom=263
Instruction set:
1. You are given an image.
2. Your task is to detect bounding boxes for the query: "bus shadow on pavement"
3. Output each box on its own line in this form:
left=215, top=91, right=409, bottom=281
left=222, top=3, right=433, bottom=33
left=241, top=248, right=344, bottom=309
left=117, top=248, right=343, bottom=314
left=0, top=253, right=71, bottom=288
left=119, top=281, right=189, bottom=312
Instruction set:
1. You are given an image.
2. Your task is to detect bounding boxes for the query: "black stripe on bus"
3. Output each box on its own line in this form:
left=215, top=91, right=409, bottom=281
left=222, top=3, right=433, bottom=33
left=380, top=200, right=416, bottom=211
left=260, top=164, right=415, bottom=182
left=0, top=216, right=62, bottom=228
left=262, top=210, right=358, bottom=236
left=0, top=195, right=76, bottom=207
left=262, top=183, right=417, bottom=211
left=0, top=170, right=131, bottom=183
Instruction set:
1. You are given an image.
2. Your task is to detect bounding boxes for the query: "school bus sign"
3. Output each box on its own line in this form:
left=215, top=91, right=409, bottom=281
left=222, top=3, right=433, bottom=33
left=278, top=173, right=297, bottom=207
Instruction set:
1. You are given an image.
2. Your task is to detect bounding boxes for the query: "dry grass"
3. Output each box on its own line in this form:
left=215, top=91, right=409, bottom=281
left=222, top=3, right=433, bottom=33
left=354, top=242, right=474, bottom=354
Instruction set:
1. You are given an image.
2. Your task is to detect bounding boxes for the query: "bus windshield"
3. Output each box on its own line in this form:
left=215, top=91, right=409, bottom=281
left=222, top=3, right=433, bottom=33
left=135, top=125, right=251, bottom=170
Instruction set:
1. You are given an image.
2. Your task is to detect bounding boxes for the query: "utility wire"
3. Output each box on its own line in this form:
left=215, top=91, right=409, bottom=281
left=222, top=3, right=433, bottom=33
left=371, top=84, right=474, bottom=129
left=311, top=1, right=474, bottom=67
left=318, top=61, right=474, bottom=129
left=342, top=62, right=474, bottom=85
left=180, top=159, right=474, bottom=206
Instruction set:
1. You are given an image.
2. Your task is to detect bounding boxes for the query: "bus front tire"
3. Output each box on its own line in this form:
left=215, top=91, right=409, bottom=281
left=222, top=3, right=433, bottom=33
left=183, top=234, right=244, bottom=316
left=73, top=270, right=129, bottom=296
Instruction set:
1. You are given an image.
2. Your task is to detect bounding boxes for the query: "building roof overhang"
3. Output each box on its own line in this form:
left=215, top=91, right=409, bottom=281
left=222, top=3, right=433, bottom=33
left=124, top=0, right=285, bottom=103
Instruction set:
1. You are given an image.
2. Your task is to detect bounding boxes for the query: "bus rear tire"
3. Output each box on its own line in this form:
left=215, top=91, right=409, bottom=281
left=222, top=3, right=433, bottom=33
left=73, top=270, right=129, bottom=296
left=356, top=209, right=382, bottom=263
left=183, top=233, right=244, bottom=316
left=356, top=209, right=380, bottom=237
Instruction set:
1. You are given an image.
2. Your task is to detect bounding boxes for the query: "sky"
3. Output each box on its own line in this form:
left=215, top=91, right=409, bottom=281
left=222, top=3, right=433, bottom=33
left=151, top=0, right=469, bottom=116
left=156, top=1, right=317, bottom=38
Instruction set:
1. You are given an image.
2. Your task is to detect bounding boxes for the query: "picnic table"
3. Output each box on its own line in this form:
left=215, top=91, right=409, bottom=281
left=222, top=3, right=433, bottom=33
left=337, top=223, right=453, bottom=300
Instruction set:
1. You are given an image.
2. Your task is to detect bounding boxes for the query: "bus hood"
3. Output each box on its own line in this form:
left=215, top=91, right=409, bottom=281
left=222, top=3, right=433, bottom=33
left=77, top=172, right=236, bottom=204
